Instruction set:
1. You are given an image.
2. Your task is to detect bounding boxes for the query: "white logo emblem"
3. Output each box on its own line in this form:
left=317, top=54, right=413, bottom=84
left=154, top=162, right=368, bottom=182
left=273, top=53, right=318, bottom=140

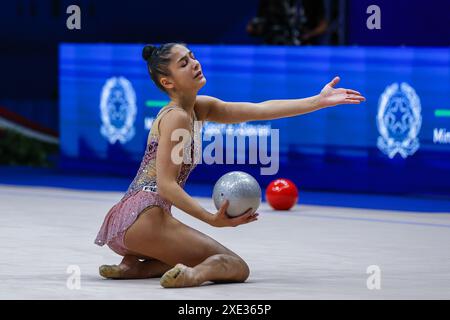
left=377, top=83, right=422, bottom=159
left=100, top=77, right=137, bottom=144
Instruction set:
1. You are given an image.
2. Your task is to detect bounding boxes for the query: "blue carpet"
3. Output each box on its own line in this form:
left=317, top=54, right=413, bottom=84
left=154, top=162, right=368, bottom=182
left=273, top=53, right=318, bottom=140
left=1, top=165, right=449, bottom=213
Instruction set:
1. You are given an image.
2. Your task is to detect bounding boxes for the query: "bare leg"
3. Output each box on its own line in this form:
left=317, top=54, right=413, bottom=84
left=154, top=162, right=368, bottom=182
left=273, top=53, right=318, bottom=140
left=99, top=255, right=172, bottom=279
left=124, top=206, right=250, bottom=288
left=159, top=254, right=249, bottom=288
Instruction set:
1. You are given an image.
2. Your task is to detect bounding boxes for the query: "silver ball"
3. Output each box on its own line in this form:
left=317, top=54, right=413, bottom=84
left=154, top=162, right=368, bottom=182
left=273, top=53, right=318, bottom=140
left=213, top=171, right=261, bottom=217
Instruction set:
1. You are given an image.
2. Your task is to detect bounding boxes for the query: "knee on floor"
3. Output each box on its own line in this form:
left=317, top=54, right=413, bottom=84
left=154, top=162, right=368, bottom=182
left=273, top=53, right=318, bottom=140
left=239, top=259, right=250, bottom=282
left=214, top=254, right=250, bottom=282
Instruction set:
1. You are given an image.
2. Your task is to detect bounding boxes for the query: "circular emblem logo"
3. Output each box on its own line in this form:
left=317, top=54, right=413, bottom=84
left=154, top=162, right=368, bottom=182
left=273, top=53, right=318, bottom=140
left=100, top=77, right=137, bottom=144
left=377, top=83, right=422, bottom=159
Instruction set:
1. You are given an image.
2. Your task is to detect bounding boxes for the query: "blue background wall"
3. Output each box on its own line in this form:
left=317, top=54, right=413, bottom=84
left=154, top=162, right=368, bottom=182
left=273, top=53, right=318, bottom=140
left=2, top=0, right=449, bottom=135
left=2, top=0, right=450, bottom=197
left=59, top=44, right=450, bottom=196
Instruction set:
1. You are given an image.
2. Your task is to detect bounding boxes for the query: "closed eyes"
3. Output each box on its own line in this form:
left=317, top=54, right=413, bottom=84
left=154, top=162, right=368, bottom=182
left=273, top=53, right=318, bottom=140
left=180, top=52, right=196, bottom=67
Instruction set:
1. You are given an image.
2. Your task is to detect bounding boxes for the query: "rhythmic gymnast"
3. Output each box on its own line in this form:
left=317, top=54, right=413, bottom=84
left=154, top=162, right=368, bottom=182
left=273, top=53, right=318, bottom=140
left=95, top=43, right=365, bottom=288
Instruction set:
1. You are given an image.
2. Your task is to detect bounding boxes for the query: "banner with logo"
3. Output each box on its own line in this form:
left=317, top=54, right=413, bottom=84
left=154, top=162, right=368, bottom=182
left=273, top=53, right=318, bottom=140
left=59, top=44, right=450, bottom=195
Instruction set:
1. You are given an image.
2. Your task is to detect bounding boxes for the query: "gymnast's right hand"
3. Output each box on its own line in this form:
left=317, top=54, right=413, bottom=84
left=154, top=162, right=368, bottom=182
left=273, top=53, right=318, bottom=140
left=209, top=200, right=259, bottom=228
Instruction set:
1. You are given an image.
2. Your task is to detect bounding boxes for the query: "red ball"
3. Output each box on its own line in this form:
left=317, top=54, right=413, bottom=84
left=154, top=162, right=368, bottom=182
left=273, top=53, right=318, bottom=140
left=265, top=179, right=299, bottom=210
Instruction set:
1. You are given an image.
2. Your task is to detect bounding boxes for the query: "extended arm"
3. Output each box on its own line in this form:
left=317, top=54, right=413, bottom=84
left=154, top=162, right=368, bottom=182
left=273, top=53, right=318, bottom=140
left=198, top=77, right=365, bottom=124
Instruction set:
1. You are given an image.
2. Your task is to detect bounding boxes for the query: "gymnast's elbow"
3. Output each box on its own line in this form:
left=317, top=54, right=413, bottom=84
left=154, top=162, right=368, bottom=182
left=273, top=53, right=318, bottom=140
left=156, top=178, right=177, bottom=200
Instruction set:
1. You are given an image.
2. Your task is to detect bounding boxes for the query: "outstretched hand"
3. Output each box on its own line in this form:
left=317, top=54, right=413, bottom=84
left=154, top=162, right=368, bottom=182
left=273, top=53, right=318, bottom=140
left=318, top=76, right=366, bottom=108
left=209, top=200, right=259, bottom=228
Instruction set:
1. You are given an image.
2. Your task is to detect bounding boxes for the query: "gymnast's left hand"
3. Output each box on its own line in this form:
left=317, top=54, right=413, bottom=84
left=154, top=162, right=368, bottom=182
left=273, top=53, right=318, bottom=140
left=317, top=76, right=366, bottom=108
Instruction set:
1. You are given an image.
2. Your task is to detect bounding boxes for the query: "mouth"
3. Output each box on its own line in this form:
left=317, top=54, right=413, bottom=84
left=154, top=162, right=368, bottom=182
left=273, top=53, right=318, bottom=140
left=194, top=71, right=203, bottom=79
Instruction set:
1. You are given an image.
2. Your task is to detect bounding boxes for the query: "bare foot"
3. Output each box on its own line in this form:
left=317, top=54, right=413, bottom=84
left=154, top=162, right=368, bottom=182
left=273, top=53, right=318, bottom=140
left=99, top=259, right=152, bottom=279
left=160, top=264, right=200, bottom=288
left=99, top=264, right=124, bottom=279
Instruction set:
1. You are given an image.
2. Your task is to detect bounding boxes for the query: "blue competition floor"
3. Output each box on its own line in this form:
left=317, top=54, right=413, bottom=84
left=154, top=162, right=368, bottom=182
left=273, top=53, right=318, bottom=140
left=0, top=165, right=449, bottom=213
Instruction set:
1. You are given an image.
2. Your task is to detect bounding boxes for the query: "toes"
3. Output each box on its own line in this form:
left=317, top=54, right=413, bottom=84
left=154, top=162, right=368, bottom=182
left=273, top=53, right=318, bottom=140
left=99, top=264, right=122, bottom=279
left=160, top=264, right=187, bottom=288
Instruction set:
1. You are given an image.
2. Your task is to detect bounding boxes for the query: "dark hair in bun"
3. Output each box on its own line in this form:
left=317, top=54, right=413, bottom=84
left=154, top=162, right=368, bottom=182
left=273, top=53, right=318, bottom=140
left=142, top=45, right=158, bottom=62
left=142, top=42, right=186, bottom=93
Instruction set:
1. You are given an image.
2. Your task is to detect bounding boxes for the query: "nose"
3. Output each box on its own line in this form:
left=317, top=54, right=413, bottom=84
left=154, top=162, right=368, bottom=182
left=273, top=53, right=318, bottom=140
left=193, top=59, right=200, bottom=71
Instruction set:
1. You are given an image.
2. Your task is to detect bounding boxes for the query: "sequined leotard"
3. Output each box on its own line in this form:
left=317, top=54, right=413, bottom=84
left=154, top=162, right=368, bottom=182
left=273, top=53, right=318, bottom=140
left=95, top=106, right=201, bottom=256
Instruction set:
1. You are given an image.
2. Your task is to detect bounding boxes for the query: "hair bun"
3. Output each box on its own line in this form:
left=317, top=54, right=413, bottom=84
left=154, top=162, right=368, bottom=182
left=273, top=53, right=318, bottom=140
left=142, top=45, right=157, bottom=62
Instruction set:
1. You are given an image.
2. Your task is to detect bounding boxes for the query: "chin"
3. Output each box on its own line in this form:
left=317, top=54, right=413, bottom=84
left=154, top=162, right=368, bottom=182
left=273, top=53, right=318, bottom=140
left=197, top=77, right=207, bottom=89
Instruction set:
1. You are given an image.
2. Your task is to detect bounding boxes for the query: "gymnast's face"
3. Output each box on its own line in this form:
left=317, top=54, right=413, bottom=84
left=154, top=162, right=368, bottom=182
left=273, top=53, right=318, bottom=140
left=161, top=45, right=206, bottom=93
